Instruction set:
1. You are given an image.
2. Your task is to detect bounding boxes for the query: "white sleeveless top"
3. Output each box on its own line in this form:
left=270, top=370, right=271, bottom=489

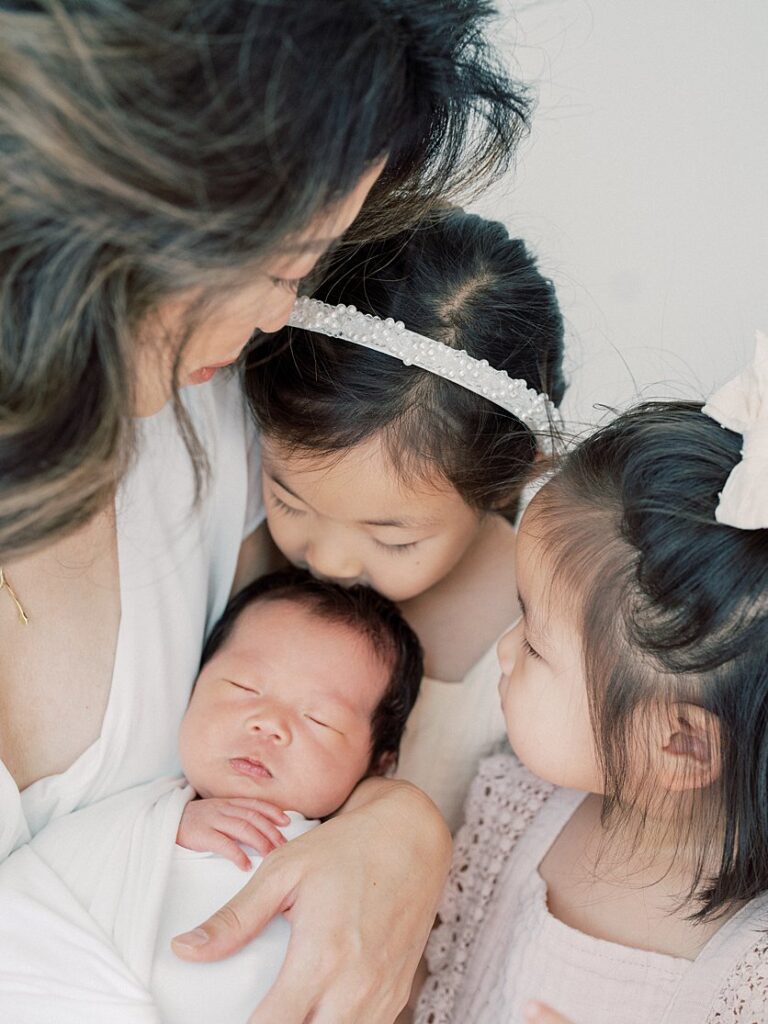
left=0, top=372, right=264, bottom=862
left=456, top=786, right=688, bottom=1022
left=395, top=635, right=512, bottom=831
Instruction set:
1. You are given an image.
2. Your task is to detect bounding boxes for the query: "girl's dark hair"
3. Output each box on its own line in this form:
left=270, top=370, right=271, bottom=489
left=0, top=0, right=529, bottom=558
left=535, top=401, right=768, bottom=920
left=246, top=209, right=565, bottom=520
left=202, top=567, right=423, bottom=773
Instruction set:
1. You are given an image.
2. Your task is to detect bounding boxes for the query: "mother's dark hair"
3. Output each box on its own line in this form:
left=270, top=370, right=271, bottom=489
left=0, top=0, right=529, bottom=558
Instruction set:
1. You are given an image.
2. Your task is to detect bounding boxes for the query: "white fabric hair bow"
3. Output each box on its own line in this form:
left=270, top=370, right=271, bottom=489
left=702, top=331, right=768, bottom=530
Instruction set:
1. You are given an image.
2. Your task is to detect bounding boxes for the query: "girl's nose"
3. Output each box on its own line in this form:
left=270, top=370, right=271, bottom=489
left=305, top=538, right=363, bottom=586
left=497, top=620, right=523, bottom=677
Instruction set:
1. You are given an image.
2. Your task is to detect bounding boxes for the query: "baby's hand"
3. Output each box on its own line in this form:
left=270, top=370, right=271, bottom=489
left=176, top=797, right=291, bottom=871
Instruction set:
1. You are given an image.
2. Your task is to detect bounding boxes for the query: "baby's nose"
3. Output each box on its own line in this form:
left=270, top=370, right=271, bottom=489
left=248, top=707, right=290, bottom=743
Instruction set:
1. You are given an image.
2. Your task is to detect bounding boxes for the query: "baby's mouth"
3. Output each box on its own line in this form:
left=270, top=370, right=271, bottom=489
left=229, top=757, right=273, bottom=780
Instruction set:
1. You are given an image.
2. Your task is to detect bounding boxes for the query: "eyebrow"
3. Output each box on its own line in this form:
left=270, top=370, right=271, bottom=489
left=268, top=471, right=441, bottom=529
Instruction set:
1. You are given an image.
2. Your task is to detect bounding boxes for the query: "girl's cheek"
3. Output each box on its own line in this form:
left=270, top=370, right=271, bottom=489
left=267, top=517, right=299, bottom=559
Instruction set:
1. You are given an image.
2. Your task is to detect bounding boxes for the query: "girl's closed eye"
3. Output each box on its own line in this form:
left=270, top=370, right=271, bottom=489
left=270, top=493, right=305, bottom=517
left=373, top=538, right=420, bottom=554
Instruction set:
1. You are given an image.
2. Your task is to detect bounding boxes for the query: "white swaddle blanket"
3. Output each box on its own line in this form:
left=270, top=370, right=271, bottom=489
left=0, top=777, right=316, bottom=1023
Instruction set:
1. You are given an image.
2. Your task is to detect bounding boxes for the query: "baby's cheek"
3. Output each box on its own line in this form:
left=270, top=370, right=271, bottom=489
left=308, top=741, right=369, bottom=815
left=178, top=707, right=214, bottom=789
left=177, top=714, right=195, bottom=776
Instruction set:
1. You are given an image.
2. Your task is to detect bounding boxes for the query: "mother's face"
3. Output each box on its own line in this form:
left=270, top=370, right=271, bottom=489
left=135, top=160, right=384, bottom=416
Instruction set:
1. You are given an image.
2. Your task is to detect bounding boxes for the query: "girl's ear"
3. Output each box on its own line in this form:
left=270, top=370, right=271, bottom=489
left=654, top=702, right=722, bottom=792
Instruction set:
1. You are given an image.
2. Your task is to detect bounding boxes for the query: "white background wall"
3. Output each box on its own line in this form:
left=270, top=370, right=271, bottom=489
left=470, top=0, right=768, bottom=429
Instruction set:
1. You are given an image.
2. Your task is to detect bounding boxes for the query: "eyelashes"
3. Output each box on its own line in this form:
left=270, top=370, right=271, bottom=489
left=269, top=493, right=421, bottom=554
left=227, top=679, right=258, bottom=692
left=305, top=715, right=331, bottom=729
left=522, top=637, right=542, bottom=660
left=271, top=494, right=304, bottom=517
left=373, top=539, right=419, bottom=554
left=269, top=275, right=302, bottom=293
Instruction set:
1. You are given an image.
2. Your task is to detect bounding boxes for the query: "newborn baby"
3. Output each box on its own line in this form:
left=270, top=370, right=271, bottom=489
left=0, top=568, right=422, bottom=1024
left=152, top=568, right=423, bottom=1024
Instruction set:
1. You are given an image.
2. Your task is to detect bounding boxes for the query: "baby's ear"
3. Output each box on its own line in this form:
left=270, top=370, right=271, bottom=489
left=369, top=750, right=398, bottom=777
left=655, top=701, right=721, bottom=792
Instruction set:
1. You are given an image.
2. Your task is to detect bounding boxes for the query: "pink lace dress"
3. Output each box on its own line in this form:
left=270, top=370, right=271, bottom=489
left=416, top=752, right=768, bottom=1023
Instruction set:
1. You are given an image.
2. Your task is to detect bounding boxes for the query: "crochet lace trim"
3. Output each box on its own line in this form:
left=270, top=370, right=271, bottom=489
left=415, top=752, right=553, bottom=1023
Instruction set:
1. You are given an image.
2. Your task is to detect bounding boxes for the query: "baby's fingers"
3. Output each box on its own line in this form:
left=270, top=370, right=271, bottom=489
left=202, top=828, right=253, bottom=871
left=218, top=811, right=285, bottom=857
left=224, top=798, right=290, bottom=826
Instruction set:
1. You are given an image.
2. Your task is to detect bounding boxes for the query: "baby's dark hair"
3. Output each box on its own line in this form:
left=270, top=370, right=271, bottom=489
left=534, top=401, right=768, bottom=920
left=201, top=568, right=423, bottom=773
left=246, top=209, right=565, bottom=521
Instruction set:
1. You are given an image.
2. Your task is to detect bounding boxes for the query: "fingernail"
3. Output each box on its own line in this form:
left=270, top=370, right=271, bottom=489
left=173, top=927, right=209, bottom=949
left=523, top=1002, right=541, bottom=1021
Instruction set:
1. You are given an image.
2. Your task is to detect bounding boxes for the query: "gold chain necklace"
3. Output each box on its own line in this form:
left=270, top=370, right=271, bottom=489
left=0, top=567, right=29, bottom=625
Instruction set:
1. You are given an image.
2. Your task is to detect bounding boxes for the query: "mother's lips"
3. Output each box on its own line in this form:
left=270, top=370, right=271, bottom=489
left=229, top=757, right=273, bottom=779
left=188, top=355, right=240, bottom=386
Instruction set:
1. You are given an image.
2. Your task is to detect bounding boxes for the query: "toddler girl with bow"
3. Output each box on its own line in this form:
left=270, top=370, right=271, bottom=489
left=415, top=337, right=768, bottom=1023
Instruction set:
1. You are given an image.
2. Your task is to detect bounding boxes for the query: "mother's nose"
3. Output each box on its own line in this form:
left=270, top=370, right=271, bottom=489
left=256, top=292, right=298, bottom=334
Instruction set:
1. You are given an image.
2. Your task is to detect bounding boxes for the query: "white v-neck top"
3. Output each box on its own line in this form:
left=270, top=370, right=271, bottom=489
left=0, top=372, right=264, bottom=861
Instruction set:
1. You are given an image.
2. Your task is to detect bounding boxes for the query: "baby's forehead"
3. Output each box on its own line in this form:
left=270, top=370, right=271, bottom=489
left=224, top=596, right=390, bottom=712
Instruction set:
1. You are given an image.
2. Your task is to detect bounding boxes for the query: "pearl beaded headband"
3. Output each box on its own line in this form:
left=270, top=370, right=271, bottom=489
left=287, top=296, right=558, bottom=451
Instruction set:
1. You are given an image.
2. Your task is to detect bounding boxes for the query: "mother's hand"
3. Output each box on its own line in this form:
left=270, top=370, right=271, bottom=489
left=172, top=777, right=451, bottom=1024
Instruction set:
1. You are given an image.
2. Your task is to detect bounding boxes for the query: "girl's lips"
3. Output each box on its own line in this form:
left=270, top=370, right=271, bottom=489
left=230, top=757, right=273, bottom=780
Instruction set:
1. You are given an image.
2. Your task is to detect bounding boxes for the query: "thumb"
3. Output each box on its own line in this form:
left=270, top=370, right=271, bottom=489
left=172, top=863, right=295, bottom=962
left=523, top=1002, right=577, bottom=1024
